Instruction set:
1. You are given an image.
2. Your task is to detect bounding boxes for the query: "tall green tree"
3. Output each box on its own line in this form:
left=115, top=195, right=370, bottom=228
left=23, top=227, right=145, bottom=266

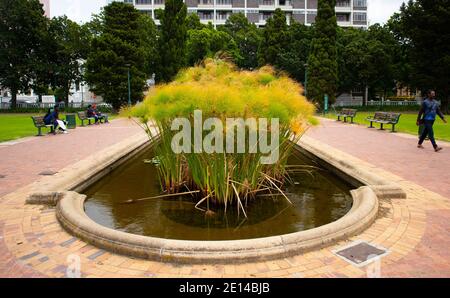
left=222, top=13, right=262, bottom=70
left=337, top=25, right=398, bottom=102
left=156, top=0, right=187, bottom=82
left=138, top=14, right=158, bottom=78
left=0, top=0, right=48, bottom=108
left=307, top=0, right=338, bottom=107
left=278, top=22, right=313, bottom=84
left=85, top=2, right=150, bottom=110
left=258, top=9, right=289, bottom=67
left=48, top=16, right=90, bottom=105
left=186, top=27, right=240, bottom=65
left=389, top=0, right=450, bottom=113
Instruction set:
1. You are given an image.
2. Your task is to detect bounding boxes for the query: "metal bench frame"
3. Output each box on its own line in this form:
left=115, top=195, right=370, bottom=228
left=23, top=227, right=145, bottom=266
left=336, top=108, right=357, bottom=123
left=31, top=116, right=55, bottom=136
left=366, top=112, right=401, bottom=132
left=77, top=111, right=96, bottom=126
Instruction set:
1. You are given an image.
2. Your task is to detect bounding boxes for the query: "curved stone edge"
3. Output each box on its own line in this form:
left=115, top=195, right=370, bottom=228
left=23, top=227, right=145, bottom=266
left=55, top=186, right=378, bottom=264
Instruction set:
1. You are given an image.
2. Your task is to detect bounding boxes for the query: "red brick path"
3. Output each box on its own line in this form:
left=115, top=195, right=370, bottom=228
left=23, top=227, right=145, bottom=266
left=0, top=118, right=143, bottom=197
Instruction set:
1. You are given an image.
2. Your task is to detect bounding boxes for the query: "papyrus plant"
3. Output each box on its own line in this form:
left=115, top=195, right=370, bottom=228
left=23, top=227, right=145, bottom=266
left=128, top=59, right=316, bottom=216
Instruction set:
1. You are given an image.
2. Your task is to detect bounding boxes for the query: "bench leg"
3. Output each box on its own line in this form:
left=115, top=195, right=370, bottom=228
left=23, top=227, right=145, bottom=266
left=337, top=116, right=341, bottom=121
left=37, top=127, right=43, bottom=136
left=88, top=119, right=92, bottom=125
left=350, top=117, right=354, bottom=124
left=343, top=117, right=347, bottom=123
left=379, top=123, right=384, bottom=130
left=391, top=125, right=396, bottom=133
left=368, top=121, right=374, bottom=128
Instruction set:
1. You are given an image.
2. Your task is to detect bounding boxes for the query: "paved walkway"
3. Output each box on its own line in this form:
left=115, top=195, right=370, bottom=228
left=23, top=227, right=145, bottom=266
left=0, top=117, right=449, bottom=277
left=0, top=119, right=143, bottom=197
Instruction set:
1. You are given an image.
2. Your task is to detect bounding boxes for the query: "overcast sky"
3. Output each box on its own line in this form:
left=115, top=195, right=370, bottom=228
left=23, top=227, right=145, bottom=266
left=50, top=0, right=407, bottom=25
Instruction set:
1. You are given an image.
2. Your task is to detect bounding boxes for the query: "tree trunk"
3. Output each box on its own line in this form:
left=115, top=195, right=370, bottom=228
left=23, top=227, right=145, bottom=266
left=11, top=89, right=17, bottom=109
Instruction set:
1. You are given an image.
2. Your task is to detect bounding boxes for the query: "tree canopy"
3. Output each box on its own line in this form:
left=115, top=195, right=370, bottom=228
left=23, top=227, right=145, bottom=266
left=307, top=0, right=338, bottom=107
left=84, top=2, right=152, bottom=109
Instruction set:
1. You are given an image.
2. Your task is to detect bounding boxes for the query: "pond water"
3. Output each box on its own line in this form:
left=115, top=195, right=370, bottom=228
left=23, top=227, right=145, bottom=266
left=83, top=147, right=353, bottom=240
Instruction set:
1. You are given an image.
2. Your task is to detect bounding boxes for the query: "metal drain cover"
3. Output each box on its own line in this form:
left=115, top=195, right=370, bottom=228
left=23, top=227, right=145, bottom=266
left=334, top=241, right=389, bottom=267
left=0, top=174, right=5, bottom=179
left=39, top=170, right=58, bottom=176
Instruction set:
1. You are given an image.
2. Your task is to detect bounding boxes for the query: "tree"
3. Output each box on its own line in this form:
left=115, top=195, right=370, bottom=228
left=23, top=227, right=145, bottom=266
left=186, top=27, right=240, bottom=65
left=0, top=0, right=48, bottom=108
left=186, top=13, right=205, bottom=31
left=222, top=13, right=262, bottom=70
left=156, top=0, right=187, bottom=82
left=48, top=16, right=90, bottom=105
left=389, top=0, right=450, bottom=113
left=138, top=14, right=158, bottom=78
left=307, top=0, right=338, bottom=107
left=85, top=2, right=150, bottom=110
left=278, top=22, right=313, bottom=84
left=258, top=9, right=289, bottom=67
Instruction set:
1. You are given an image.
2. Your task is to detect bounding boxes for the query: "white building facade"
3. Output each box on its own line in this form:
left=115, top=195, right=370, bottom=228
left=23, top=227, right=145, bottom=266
left=109, top=0, right=368, bottom=28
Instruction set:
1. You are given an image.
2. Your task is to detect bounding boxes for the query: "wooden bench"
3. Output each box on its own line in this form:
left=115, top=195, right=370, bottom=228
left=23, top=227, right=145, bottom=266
left=31, top=116, right=54, bottom=136
left=336, top=108, right=357, bottom=123
left=366, top=112, right=401, bottom=132
left=77, top=111, right=96, bottom=126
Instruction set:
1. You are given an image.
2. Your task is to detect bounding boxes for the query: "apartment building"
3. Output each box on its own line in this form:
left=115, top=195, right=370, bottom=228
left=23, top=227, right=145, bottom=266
left=109, top=0, right=367, bottom=28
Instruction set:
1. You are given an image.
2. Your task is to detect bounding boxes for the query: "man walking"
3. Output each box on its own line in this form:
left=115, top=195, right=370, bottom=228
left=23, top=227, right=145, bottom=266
left=417, top=90, right=447, bottom=152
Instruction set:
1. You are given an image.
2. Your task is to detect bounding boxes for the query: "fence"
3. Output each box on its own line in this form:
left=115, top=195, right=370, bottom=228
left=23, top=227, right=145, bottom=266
left=0, top=101, right=111, bottom=110
left=333, top=100, right=429, bottom=108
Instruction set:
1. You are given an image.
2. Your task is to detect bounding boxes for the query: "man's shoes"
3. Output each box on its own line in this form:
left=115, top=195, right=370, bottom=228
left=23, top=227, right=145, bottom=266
left=417, top=144, right=424, bottom=149
left=435, top=147, right=443, bottom=152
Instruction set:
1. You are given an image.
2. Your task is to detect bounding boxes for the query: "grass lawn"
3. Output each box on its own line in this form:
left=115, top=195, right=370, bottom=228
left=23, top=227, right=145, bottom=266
left=322, top=111, right=450, bottom=142
left=0, top=113, right=115, bottom=143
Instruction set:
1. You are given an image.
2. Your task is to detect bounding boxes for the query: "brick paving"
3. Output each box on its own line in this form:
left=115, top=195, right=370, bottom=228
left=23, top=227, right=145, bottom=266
left=0, top=117, right=449, bottom=277
left=0, top=118, right=143, bottom=197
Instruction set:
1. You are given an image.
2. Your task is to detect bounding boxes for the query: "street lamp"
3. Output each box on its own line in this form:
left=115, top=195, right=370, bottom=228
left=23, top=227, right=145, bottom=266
left=304, top=63, right=308, bottom=97
left=125, top=63, right=131, bottom=106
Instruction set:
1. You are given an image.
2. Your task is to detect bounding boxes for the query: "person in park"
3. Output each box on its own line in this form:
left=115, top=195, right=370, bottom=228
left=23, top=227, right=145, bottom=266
left=43, top=106, right=68, bottom=134
left=92, top=103, right=109, bottom=123
left=417, top=90, right=447, bottom=152
left=87, top=104, right=100, bottom=124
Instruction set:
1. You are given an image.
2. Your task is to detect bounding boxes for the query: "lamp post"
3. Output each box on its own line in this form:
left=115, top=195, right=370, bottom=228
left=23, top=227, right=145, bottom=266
left=304, top=63, right=308, bottom=97
left=125, top=63, right=131, bottom=106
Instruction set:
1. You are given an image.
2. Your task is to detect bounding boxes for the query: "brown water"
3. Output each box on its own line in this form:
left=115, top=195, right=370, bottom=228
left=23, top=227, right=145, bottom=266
left=83, top=147, right=353, bottom=240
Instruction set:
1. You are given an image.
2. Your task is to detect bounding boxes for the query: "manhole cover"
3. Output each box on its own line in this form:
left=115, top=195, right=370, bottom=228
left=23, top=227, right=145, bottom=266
left=333, top=241, right=389, bottom=267
left=39, top=170, right=58, bottom=176
left=0, top=174, right=5, bottom=179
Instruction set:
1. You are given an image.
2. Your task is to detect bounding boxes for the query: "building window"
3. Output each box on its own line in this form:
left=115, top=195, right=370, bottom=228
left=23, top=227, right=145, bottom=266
left=354, top=0, right=367, bottom=8
left=353, top=12, right=367, bottom=22
left=216, top=0, right=232, bottom=5
left=135, top=0, right=151, bottom=4
left=198, top=0, right=213, bottom=4
left=336, top=0, right=350, bottom=7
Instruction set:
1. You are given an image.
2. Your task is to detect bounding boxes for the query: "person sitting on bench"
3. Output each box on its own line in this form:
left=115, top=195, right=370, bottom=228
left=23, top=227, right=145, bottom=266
left=87, top=105, right=100, bottom=124
left=44, top=107, right=68, bottom=134
left=92, top=104, right=109, bottom=123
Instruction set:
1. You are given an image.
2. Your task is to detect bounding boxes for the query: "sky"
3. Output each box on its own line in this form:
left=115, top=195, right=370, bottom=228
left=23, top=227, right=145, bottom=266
left=50, top=0, right=407, bottom=25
